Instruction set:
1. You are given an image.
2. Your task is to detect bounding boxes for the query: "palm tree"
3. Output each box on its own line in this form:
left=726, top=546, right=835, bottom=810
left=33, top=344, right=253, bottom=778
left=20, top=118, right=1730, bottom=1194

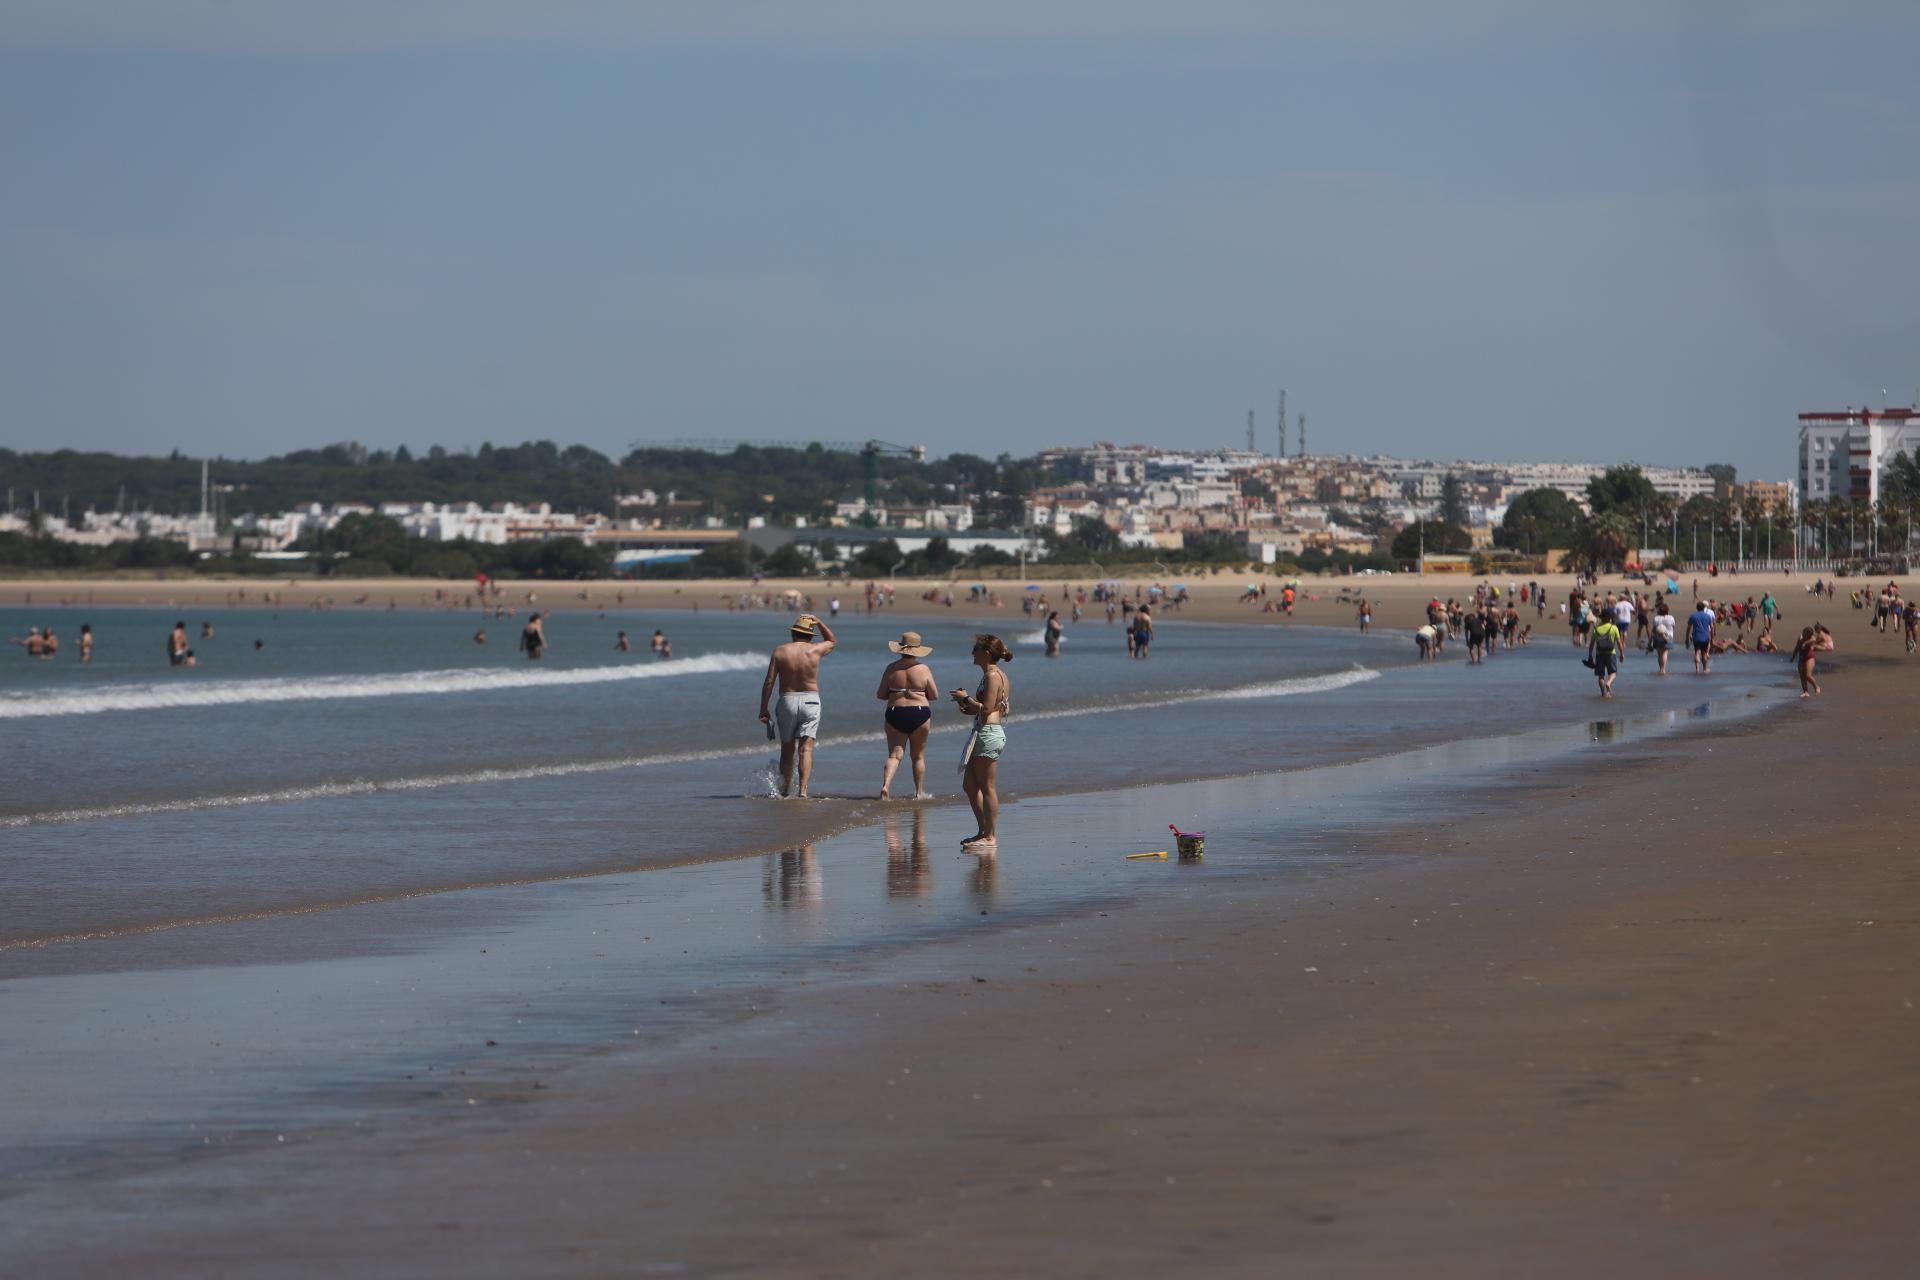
left=1770, top=497, right=1794, bottom=563
left=1580, top=511, right=1634, bottom=573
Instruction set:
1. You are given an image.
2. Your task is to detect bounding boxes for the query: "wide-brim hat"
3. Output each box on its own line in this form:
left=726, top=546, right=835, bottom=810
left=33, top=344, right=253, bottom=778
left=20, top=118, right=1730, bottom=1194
left=790, top=613, right=821, bottom=637
left=888, top=631, right=933, bottom=657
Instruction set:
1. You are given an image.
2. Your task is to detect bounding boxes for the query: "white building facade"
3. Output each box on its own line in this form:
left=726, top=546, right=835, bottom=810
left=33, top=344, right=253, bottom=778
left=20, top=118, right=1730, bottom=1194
left=1798, top=408, right=1920, bottom=505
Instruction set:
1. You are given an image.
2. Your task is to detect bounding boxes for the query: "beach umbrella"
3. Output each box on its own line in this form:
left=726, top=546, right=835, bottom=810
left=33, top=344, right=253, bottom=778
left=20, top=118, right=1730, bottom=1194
left=1025, top=584, right=1043, bottom=591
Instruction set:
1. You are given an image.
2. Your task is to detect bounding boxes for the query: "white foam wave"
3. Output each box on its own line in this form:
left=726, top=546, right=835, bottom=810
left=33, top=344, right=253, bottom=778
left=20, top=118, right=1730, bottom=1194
left=0, top=665, right=1382, bottom=826
left=0, top=652, right=768, bottom=721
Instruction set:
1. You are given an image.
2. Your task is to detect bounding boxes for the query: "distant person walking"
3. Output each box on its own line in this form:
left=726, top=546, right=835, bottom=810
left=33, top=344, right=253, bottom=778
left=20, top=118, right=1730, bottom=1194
left=1043, top=611, right=1064, bottom=657
left=758, top=613, right=837, bottom=799
left=876, top=630, right=936, bottom=800
left=952, top=634, right=1013, bottom=850
left=167, top=621, right=189, bottom=667
left=1588, top=611, right=1624, bottom=698
left=520, top=611, right=546, bottom=659
left=1650, top=599, right=1675, bottom=675
left=1687, top=600, right=1716, bottom=673
left=1131, top=606, right=1154, bottom=659
left=1790, top=624, right=1835, bottom=698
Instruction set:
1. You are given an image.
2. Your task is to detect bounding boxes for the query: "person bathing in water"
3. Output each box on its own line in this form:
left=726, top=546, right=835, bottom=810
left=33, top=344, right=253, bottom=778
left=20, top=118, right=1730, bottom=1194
left=758, top=613, right=837, bottom=798
left=876, top=630, right=937, bottom=800
left=952, top=634, right=1012, bottom=849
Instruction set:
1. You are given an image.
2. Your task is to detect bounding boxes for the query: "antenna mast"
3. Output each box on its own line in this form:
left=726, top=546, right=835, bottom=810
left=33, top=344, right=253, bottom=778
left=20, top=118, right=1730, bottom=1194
left=1246, top=411, right=1255, bottom=453
left=1277, top=389, right=1287, bottom=458
left=1297, top=412, right=1307, bottom=458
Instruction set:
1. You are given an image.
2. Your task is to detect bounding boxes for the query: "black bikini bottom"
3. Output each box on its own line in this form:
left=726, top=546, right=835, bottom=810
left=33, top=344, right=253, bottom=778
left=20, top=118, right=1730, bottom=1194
left=885, top=706, right=932, bottom=734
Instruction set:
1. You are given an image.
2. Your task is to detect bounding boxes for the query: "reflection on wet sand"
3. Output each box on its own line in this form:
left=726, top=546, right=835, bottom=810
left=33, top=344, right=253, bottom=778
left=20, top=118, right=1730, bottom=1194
left=966, top=846, right=999, bottom=904
left=761, top=845, right=822, bottom=909
left=884, top=810, right=932, bottom=898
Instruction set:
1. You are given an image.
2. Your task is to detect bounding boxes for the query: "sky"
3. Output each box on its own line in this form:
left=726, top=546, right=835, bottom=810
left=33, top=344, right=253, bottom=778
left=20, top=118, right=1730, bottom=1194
left=2, top=2, right=1917, bottom=480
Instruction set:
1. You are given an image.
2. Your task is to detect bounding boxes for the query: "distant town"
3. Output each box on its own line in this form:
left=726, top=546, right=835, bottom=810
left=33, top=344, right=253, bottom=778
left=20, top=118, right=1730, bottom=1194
left=4, top=406, right=1917, bottom=577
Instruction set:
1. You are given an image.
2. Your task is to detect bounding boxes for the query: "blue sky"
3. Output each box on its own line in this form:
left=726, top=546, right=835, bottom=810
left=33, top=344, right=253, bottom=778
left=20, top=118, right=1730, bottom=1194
left=2, top=2, right=1916, bottom=479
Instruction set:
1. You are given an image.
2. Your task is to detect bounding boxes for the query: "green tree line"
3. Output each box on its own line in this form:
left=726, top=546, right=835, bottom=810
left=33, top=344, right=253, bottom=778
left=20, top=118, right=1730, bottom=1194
left=0, top=441, right=1048, bottom=527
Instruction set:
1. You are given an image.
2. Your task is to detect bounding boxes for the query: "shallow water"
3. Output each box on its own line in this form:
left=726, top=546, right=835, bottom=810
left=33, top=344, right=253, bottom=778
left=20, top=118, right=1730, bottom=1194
left=0, top=677, right=1783, bottom=1216
left=1, top=604, right=1787, bottom=955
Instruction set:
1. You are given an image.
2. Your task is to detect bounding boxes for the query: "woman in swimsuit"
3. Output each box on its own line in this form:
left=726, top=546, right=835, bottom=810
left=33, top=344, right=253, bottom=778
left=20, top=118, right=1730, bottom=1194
left=951, top=634, right=1013, bottom=849
left=1789, top=623, right=1834, bottom=698
left=876, top=631, right=937, bottom=800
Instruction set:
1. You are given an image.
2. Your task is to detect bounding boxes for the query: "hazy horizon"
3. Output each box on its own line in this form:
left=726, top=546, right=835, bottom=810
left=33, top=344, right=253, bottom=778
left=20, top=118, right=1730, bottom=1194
left=4, top=2, right=1917, bottom=482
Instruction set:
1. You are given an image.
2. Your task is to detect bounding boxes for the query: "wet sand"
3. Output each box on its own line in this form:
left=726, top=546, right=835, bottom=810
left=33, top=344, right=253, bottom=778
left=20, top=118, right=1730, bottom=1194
left=1, top=565, right=1830, bottom=635
left=12, top=632, right=1918, bottom=1274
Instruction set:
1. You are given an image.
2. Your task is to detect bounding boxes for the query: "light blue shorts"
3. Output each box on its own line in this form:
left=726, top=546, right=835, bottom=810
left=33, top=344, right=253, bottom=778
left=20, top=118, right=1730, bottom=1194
left=973, top=724, right=1007, bottom=761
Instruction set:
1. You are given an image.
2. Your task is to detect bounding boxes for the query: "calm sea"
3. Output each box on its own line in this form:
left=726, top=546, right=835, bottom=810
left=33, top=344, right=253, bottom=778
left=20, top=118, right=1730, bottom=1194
left=0, top=602, right=1783, bottom=966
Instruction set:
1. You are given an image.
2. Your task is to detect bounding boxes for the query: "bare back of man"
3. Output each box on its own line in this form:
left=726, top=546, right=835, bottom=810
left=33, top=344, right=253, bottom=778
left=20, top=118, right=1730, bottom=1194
left=759, top=614, right=837, bottom=797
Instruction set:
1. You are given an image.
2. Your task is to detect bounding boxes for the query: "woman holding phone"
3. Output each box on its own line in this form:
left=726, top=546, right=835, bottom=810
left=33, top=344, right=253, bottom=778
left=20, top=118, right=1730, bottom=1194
left=951, top=634, right=1013, bottom=849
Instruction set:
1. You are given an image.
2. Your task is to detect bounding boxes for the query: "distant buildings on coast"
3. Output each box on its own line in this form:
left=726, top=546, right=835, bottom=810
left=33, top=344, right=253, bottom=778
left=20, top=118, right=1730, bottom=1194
left=4, top=427, right=1823, bottom=570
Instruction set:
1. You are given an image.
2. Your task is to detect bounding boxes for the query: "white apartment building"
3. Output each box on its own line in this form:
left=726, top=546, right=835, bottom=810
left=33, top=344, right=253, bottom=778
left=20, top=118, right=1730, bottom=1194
left=1798, top=407, right=1920, bottom=505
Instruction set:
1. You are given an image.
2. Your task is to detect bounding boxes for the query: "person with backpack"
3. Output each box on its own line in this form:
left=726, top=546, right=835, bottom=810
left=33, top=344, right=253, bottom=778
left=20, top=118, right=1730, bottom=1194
left=1588, top=611, right=1625, bottom=698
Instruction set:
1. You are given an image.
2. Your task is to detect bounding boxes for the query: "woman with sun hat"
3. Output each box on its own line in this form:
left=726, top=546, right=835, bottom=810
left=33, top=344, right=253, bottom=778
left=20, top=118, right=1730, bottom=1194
left=876, top=630, right=938, bottom=799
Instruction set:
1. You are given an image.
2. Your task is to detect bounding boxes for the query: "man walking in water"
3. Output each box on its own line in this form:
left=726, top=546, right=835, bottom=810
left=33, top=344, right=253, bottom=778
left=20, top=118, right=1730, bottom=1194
left=759, top=613, right=838, bottom=798
left=1687, top=599, right=1717, bottom=674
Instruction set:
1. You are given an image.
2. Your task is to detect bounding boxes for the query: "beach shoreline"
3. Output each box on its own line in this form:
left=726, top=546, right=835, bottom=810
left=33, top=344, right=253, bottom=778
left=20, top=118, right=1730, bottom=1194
left=7, top=634, right=1919, bottom=1274
left=1, top=566, right=1842, bottom=635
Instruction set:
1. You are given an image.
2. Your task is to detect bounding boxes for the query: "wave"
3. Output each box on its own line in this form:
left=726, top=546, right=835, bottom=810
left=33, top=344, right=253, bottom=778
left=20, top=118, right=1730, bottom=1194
left=0, top=665, right=1381, bottom=827
left=0, top=652, right=768, bottom=721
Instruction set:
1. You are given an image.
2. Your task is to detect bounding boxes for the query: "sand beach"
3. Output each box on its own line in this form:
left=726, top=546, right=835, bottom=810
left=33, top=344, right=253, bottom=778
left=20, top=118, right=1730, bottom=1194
left=2, top=571, right=1915, bottom=1277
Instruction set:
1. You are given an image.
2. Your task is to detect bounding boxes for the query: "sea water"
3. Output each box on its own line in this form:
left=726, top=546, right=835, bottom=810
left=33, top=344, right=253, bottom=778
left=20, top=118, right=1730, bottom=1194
left=0, top=603, right=1782, bottom=961
left=0, top=600, right=1796, bottom=1218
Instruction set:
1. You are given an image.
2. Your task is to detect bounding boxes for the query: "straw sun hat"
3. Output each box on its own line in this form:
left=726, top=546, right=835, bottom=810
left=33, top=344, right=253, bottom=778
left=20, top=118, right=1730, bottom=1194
left=887, top=631, right=933, bottom=657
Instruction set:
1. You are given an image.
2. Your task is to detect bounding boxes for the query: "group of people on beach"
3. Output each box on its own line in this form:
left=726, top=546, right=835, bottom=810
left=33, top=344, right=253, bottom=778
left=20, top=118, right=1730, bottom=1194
left=757, top=615, right=1013, bottom=851
left=1397, top=576, right=1846, bottom=699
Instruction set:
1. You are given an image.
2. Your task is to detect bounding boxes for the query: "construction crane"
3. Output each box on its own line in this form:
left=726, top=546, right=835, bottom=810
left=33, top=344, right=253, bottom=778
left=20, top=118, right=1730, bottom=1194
left=629, top=437, right=929, bottom=509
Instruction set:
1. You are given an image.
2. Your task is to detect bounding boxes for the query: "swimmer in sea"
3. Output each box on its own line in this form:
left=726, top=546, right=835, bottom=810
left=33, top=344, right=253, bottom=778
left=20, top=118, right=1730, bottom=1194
left=616, top=630, right=631, bottom=652
left=78, top=624, right=93, bottom=663
left=168, top=620, right=189, bottom=666
left=520, top=612, right=546, bottom=659
left=474, top=629, right=487, bottom=644
left=876, top=630, right=936, bottom=800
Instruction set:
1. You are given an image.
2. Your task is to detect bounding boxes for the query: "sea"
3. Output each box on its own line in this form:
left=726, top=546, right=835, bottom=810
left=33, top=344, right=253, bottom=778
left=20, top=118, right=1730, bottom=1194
left=0, top=598, right=1792, bottom=1225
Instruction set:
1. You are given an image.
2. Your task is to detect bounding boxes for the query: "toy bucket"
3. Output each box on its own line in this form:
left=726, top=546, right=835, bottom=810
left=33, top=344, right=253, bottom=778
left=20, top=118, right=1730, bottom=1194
left=1170, top=826, right=1205, bottom=860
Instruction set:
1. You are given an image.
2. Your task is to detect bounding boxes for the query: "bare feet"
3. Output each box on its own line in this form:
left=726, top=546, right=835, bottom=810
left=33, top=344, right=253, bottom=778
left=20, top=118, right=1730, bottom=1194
left=961, top=833, right=995, bottom=848
left=878, top=787, right=890, bottom=800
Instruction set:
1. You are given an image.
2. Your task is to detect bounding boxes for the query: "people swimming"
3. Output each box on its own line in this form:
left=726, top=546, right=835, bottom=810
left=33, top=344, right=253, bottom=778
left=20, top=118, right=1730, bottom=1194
left=877, top=630, right=937, bottom=800
left=168, top=620, right=189, bottom=666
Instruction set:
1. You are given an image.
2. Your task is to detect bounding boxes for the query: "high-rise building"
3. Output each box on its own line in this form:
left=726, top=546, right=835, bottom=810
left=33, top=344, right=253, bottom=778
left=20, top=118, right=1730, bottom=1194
left=1798, top=408, right=1920, bottom=504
